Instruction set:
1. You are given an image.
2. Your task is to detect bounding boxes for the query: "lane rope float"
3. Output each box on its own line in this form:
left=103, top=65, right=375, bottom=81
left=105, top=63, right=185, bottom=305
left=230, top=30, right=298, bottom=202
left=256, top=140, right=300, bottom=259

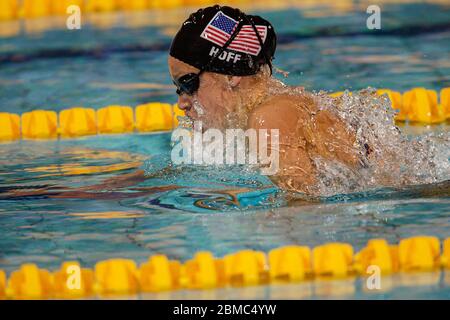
left=0, top=235, right=449, bottom=299
left=1, top=87, right=449, bottom=142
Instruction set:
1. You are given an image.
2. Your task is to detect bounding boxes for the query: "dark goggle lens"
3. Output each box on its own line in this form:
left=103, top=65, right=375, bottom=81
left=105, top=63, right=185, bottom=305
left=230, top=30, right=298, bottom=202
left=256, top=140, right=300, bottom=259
left=173, top=73, right=200, bottom=96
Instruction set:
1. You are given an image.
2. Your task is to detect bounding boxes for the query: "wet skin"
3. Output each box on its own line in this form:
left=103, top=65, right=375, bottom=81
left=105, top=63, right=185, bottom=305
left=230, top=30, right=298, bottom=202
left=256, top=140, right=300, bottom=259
left=5, top=58, right=445, bottom=201
left=0, top=169, right=180, bottom=200
left=169, top=56, right=361, bottom=195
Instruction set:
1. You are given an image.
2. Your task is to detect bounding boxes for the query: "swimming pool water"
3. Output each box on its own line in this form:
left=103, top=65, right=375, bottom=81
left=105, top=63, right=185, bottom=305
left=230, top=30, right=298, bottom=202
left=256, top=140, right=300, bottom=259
left=0, top=0, right=449, bottom=299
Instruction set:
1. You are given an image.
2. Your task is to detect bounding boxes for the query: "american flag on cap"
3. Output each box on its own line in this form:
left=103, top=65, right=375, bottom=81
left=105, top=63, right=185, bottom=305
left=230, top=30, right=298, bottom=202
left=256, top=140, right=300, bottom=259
left=200, top=11, right=267, bottom=56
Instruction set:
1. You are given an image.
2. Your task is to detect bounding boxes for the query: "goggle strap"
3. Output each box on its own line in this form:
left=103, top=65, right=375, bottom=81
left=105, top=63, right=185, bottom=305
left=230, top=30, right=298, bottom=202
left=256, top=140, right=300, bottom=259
left=247, top=16, right=272, bottom=75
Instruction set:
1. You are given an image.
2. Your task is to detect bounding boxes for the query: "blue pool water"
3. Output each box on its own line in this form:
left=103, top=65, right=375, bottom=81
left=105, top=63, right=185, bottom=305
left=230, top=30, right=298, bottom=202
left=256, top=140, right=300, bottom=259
left=0, top=1, right=449, bottom=299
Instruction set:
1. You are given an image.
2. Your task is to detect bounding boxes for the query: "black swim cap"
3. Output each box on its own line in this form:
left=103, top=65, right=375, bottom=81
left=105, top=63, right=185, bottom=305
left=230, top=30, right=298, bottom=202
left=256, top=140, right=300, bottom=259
left=169, top=5, right=277, bottom=76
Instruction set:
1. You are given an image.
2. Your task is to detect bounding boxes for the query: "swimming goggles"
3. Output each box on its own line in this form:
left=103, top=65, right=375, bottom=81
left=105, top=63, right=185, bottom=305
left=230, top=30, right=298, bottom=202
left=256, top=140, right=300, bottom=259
left=173, top=71, right=203, bottom=96
left=173, top=12, right=271, bottom=96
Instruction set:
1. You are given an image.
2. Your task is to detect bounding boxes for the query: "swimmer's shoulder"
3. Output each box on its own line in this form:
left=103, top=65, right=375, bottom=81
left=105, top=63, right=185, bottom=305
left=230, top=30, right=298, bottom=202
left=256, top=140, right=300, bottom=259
left=248, top=93, right=314, bottom=130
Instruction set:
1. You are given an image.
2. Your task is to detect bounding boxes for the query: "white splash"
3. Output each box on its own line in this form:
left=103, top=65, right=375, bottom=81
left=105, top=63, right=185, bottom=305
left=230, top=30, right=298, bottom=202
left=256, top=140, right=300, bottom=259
left=311, top=88, right=450, bottom=196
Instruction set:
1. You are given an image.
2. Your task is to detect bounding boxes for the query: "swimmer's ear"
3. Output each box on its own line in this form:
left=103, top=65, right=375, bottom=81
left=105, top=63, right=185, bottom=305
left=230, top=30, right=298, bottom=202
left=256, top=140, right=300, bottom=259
left=227, top=76, right=242, bottom=88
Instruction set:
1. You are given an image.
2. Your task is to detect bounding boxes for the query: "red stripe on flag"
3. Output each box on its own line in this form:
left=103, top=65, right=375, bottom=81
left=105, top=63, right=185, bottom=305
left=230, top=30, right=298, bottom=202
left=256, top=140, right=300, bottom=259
left=234, top=35, right=262, bottom=43
left=201, top=23, right=265, bottom=56
left=231, top=39, right=260, bottom=50
left=206, top=28, right=229, bottom=43
left=205, top=34, right=227, bottom=46
left=204, top=33, right=227, bottom=47
left=207, top=25, right=231, bottom=39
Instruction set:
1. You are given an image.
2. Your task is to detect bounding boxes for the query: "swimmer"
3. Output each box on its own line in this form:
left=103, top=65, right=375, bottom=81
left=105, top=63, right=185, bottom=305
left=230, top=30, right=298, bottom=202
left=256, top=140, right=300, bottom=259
left=5, top=6, right=447, bottom=203
left=169, top=5, right=365, bottom=196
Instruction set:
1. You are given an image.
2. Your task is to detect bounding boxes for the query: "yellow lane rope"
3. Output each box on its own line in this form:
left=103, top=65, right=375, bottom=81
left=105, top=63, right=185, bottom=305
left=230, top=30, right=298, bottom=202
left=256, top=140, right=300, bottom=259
left=0, top=236, right=449, bottom=299
left=0, top=88, right=449, bottom=142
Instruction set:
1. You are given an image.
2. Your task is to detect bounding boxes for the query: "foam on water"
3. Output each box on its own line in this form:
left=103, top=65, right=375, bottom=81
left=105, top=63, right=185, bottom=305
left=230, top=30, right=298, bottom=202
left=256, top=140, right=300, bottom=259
left=311, top=88, right=450, bottom=196
left=156, top=80, right=450, bottom=199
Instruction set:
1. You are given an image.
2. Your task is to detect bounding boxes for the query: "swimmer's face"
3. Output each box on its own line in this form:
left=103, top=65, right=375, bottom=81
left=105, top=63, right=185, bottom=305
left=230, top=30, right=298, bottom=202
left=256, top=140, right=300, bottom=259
left=168, top=56, right=240, bottom=130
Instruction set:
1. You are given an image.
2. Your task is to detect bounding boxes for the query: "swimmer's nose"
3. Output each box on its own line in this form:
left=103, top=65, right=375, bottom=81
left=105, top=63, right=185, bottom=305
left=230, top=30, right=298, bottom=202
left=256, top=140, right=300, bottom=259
left=177, top=95, right=193, bottom=111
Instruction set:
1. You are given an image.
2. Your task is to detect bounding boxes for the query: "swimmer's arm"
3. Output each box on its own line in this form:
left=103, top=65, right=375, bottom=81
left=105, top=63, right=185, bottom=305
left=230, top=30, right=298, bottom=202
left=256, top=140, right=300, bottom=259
left=309, top=109, right=362, bottom=167
left=248, top=100, right=317, bottom=194
left=79, top=166, right=173, bottom=191
left=78, top=169, right=146, bottom=191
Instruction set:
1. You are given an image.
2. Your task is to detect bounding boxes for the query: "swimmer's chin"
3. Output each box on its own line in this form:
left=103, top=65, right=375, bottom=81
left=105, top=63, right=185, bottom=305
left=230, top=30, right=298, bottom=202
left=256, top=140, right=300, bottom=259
left=185, top=110, right=198, bottom=121
left=186, top=113, right=202, bottom=125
